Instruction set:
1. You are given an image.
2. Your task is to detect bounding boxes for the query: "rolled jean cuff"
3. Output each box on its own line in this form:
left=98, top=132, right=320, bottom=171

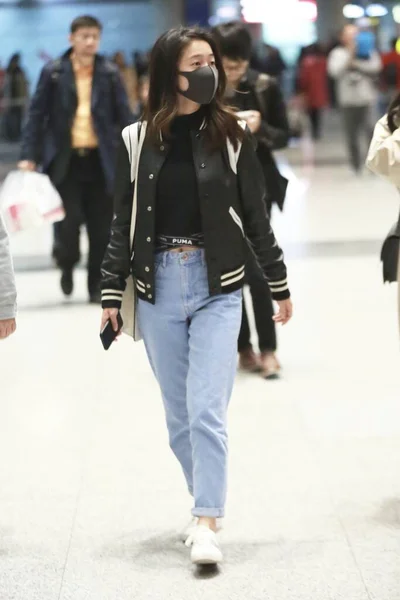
left=192, top=507, right=225, bottom=518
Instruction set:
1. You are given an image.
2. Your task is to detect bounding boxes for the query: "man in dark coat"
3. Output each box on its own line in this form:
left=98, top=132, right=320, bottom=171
left=19, top=15, right=132, bottom=302
left=212, top=21, right=290, bottom=379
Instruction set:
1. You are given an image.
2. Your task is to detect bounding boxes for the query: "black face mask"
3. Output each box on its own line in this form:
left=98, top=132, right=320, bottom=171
left=178, top=65, right=219, bottom=105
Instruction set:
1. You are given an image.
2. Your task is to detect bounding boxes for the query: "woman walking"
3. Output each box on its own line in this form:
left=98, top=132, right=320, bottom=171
left=100, top=27, right=292, bottom=566
left=297, top=43, right=329, bottom=140
left=212, top=21, right=290, bottom=378
left=366, top=94, right=400, bottom=329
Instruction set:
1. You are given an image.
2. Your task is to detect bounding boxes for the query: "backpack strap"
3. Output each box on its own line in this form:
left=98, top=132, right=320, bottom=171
left=121, top=121, right=147, bottom=247
left=121, top=121, right=147, bottom=182
left=226, top=120, right=247, bottom=174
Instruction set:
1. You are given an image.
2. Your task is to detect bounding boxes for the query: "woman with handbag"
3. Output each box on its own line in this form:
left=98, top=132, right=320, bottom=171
left=100, top=27, right=292, bottom=566
left=366, top=95, right=400, bottom=330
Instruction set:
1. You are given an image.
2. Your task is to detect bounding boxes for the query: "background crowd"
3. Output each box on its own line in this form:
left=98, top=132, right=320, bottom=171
left=2, top=20, right=400, bottom=147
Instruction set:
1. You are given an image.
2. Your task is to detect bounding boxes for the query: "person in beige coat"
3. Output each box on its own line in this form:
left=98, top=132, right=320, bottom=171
left=366, top=97, right=400, bottom=329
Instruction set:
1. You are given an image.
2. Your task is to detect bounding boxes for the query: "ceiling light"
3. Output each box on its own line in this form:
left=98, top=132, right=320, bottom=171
left=298, top=1, right=318, bottom=22
left=393, top=5, right=400, bottom=23
left=343, top=4, right=365, bottom=19
left=366, top=3, right=388, bottom=17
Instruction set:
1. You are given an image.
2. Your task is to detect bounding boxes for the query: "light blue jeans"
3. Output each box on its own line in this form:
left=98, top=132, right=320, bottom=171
left=137, top=249, right=242, bottom=518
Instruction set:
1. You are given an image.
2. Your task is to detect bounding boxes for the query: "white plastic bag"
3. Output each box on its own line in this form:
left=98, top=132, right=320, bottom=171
left=0, top=170, right=65, bottom=233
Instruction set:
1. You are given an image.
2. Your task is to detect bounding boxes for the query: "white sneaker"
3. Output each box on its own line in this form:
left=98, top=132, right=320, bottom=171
left=185, top=525, right=223, bottom=565
left=180, top=517, right=198, bottom=543
left=180, top=517, right=223, bottom=543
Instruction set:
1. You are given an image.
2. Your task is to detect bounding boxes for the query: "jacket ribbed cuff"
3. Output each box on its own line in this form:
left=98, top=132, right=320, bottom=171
left=101, top=289, right=123, bottom=310
left=0, top=304, right=17, bottom=320
left=268, top=277, right=290, bottom=301
left=271, top=289, right=291, bottom=301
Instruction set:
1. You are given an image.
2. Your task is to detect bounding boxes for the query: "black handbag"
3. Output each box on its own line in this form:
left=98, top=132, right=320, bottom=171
left=381, top=208, right=400, bottom=283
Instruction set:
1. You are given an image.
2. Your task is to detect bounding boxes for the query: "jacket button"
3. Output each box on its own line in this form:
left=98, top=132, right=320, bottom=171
left=147, top=284, right=151, bottom=289
left=196, top=133, right=200, bottom=139
left=200, top=163, right=206, bottom=168
left=145, top=266, right=150, bottom=272
left=146, top=237, right=151, bottom=242
left=149, top=174, right=154, bottom=179
left=160, top=145, right=165, bottom=151
left=148, top=294, right=153, bottom=299
left=147, top=206, right=152, bottom=211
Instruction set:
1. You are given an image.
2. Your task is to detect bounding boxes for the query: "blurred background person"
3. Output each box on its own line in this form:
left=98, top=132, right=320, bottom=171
left=2, top=53, right=29, bottom=142
left=133, top=49, right=150, bottom=78
left=366, top=93, right=400, bottom=330
left=112, top=51, right=138, bottom=116
left=328, top=24, right=381, bottom=174
left=0, top=212, right=17, bottom=340
left=213, top=21, right=289, bottom=379
left=0, top=61, right=6, bottom=127
left=18, top=15, right=131, bottom=303
left=251, top=43, right=287, bottom=88
left=134, top=72, right=150, bottom=116
left=379, top=37, right=400, bottom=116
left=297, top=43, right=329, bottom=140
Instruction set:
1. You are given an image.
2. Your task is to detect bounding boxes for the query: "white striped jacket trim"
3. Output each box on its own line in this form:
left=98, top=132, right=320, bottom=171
left=102, top=289, right=123, bottom=296
left=268, top=278, right=289, bottom=293
left=221, top=272, right=245, bottom=287
left=136, top=280, right=146, bottom=293
left=270, top=285, right=288, bottom=293
left=229, top=207, right=244, bottom=236
left=221, top=265, right=245, bottom=281
left=268, top=278, right=288, bottom=287
left=221, top=266, right=245, bottom=287
left=102, top=289, right=123, bottom=302
left=102, top=294, right=124, bottom=302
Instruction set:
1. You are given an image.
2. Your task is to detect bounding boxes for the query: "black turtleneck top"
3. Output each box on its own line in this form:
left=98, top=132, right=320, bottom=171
left=155, top=108, right=204, bottom=251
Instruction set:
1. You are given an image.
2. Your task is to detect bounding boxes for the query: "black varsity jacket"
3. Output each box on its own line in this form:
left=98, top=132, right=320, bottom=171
left=101, top=121, right=290, bottom=308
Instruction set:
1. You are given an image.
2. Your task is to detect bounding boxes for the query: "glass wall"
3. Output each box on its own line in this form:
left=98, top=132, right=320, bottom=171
left=0, top=1, right=158, bottom=88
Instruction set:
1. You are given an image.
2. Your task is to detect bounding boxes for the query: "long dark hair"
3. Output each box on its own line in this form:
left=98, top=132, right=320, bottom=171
left=143, top=27, right=245, bottom=150
left=388, top=93, right=400, bottom=132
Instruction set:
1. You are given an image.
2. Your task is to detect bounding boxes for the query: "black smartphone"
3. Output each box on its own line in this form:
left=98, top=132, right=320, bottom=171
left=100, top=313, right=123, bottom=350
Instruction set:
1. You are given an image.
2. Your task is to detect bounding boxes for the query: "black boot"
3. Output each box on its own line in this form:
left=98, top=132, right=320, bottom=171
left=61, top=269, right=73, bottom=297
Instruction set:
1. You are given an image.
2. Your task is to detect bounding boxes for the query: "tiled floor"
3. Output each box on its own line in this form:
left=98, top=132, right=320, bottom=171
left=1, top=126, right=400, bottom=599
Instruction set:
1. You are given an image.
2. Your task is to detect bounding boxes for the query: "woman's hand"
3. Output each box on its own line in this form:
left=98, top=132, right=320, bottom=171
left=0, top=318, right=16, bottom=340
left=273, top=299, right=293, bottom=325
left=237, top=110, right=262, bottom=134
left=101, top=308, right=121, bottom=333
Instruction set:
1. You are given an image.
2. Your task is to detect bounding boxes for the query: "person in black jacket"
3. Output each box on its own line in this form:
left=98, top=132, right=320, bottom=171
left=19, top=15, right=132, bottom=303
left=3, top=53, right=29, bottom=142
left=100, top=27, right=292, bottom=566
left=212, top=21, right=290, bottom=379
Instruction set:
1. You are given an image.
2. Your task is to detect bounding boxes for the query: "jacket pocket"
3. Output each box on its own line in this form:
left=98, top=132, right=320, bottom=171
left=229, top=206, right=244, bottom=236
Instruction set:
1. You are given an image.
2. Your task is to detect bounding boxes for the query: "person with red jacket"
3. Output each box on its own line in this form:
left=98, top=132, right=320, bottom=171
left=298, top=43, right=329, bottom=140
